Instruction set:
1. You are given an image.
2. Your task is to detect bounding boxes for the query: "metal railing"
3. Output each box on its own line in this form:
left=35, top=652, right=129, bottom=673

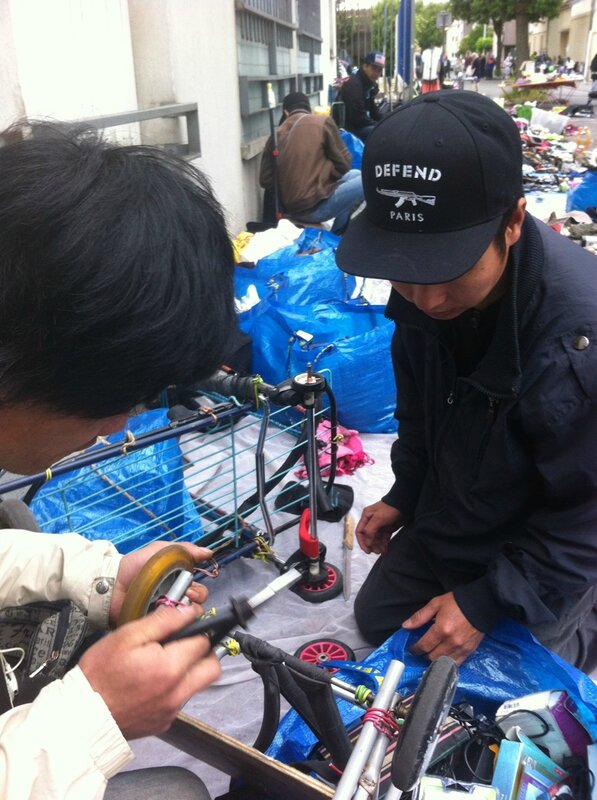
left=77, top=103, right=200, bottom=159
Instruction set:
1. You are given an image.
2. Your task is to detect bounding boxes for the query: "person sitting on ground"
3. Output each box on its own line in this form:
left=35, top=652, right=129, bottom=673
left=259, top=91, right=363, bottom=235
left=338, top=51, right=386, bottom=143
left=0, top=119, right=238, bottom=799
left=336, top=91, right=597, bottom=673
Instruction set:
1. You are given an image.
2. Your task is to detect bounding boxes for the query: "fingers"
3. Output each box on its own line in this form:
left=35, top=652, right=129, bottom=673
left=185, top=582, right=209, bottom=606
left=409, top=625, right=484, bottom=665
left=118, top=604, right=210, bottom=653
left=402, top=599, right=437, bottom=630
left=180, top=543, right=213, bottom=564
left=179, top=651, right=222, bottom=701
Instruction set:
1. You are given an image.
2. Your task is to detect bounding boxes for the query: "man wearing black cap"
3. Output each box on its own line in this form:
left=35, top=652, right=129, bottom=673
left=336, top=91, right=597, bottom=672
left=338, top=51, right=386, bottom=142
left=259, top=91, right=363, bottom=234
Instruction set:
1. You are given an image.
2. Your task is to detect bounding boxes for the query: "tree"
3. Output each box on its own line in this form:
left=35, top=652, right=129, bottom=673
left=371, top=1, right=398, bottom=75
left=460, top=24, right=486, bottom=54
left=448, top=0, right=562, bottom=72
left=416, top=1, right=451, bottom=50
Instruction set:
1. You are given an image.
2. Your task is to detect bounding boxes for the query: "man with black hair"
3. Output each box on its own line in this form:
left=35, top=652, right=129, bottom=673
left=336, top=91, right=597, bottom=672
left=0, top=120, right=238, bottom=798
left=338, top=51, right=386, bottom=142
left=259, top=91, right=363, bottom=234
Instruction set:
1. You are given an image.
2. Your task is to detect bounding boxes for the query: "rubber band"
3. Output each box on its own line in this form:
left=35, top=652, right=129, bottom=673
left=193, top=559, right=219, bottom=579
left=155, top=597, right=187, bottom=609
left=252, top=375, right=264, bottom=409
left=224, top=639, right=241, bottom=657
left=45, top=468, right=53, bottom=482
left=355, top=685, right=372, bottom=704
left=362, top=707, right=400, bottom=738
left=121, top=430, right=136, bottom=455
left=198, top=406, right=219, bottom=427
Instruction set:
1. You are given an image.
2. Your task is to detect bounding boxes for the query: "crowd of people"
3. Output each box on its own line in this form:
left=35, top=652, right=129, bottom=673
left=1, top=41, right=597, bottom=800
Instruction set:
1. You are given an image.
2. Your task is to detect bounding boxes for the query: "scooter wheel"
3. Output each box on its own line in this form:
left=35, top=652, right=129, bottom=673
left=117, top=544, right=196, bottom=626
left=390, top=656, right=459, bottom=792
left=292, top=562, right=343, bottom=603
left=294, top=638, right=355, bottom=673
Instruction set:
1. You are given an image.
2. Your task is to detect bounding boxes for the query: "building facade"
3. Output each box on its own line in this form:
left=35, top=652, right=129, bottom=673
left=0, top=0, right=336, bottom=236
left=528, top=0, right=596, bottom=75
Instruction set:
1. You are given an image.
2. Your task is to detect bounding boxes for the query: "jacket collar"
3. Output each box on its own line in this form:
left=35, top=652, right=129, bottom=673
left=385, top=214, right=544, bottom=399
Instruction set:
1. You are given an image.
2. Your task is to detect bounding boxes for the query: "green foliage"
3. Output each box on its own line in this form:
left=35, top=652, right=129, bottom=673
left=476, top=35, right=494, bottom=52
left=371, top=0, right=398, bottom=69
left=500, top=84, right=551, bottom=105
left=415, top=0, right=450, bottom=50
left=460, top=24, right=484, bottom=53
left=448, top=0, right=561, bottom=26
left=368, top=0, right=450, bottom=74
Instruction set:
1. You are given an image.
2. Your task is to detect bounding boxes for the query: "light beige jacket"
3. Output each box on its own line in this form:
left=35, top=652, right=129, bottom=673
left=0, top=530, right=133, bottom=798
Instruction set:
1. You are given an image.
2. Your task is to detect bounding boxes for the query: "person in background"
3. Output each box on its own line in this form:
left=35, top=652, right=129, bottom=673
left=338, top=51, right=386, bottom=142
left=484, top=53, right=495, bottom=79
left=0, top=119, right=238, bottom=799
left=336, top=91, right=597, bottom=673
left=259, top=92, right=363, bottom=235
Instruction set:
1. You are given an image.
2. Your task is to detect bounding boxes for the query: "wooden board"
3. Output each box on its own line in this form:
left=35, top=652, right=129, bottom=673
left=160, top=712, right=334, bottom=800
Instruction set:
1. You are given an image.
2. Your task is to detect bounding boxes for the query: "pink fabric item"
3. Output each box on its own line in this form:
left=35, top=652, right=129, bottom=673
left=296, top=419, right=374, bottom=478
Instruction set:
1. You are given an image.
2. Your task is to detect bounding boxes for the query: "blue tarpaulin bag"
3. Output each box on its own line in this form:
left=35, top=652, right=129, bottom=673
left=340, top=129, right=364, bottom=170
left=235, top=227, right=396, bottom=433
left=239, top=296, right=396, bottom=433
left=30, top=409, right=202, bottom=553
left=566, top=171, right=597, bottom=215
left=235, top=228, right=356, bottom=309
left=267, top=621, right=597, bottom=765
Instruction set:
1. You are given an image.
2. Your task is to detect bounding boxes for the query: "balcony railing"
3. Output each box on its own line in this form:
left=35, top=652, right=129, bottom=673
left=76, top=103, right=200, bottom=159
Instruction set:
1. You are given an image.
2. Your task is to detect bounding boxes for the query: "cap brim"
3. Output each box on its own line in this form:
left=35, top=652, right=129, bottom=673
left=336, top=207, right=503, bottom=285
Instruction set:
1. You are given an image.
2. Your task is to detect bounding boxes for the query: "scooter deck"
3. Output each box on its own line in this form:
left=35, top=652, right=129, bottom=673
left=161, top=712, right=334, bottom=800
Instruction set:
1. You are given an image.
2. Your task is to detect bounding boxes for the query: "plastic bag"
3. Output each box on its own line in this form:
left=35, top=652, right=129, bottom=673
left=295, top=419, right=374, bottom=478
left=240, top=297, right=397, bottom=433
left=31, top=409, right=202, bottom=553
left=340, top=129, right=364, bottom=170
left=235, top=228, right=356, bottom=309
left=567, top=171, right=597, bottom=215
left=267, top=621, right=597, bottom=765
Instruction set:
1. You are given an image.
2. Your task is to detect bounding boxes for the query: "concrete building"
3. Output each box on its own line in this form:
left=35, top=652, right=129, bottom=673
left=528, top=0, right=597, bottom=76
left=0, top=0, right=337, bottom=236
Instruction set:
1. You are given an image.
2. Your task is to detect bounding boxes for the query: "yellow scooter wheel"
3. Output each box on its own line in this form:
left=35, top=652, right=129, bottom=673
left=117, top=544, right=196, bottom=626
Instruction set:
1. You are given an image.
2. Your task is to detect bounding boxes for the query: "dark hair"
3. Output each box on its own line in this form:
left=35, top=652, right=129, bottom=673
left=0, top=120, right=236, bottom=417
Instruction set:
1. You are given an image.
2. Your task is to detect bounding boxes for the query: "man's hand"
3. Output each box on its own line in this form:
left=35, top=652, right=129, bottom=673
left=402, top=592, right=484, bottom=665
left=356, top=501, right=403, bottom=555
left=79, top=604, right=222, bottom=739
left=109, top=541, right=212, bottom=627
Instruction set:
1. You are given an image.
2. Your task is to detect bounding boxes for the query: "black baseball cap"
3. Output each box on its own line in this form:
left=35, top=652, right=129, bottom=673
left=336, top=90, right=524, bottom=285
left=282, top=92, right=311, bottom=114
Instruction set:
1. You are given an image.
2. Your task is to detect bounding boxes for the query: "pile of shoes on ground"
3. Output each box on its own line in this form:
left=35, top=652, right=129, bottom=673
left=505, top=103, right=595, bottom=195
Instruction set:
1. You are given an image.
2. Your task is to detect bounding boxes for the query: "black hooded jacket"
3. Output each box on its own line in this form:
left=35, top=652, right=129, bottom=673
left=339, top=68, right=381, bottom=134
left=383, top=215, right=597, bottom=632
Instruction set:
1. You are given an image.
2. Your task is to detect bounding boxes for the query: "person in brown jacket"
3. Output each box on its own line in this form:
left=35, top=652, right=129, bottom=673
left=259, top=92, right=363, bottom=234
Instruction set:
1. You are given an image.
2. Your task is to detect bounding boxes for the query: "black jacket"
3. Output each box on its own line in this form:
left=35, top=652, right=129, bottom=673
left=339, top=69, right=381, bottom=134
left=383, top=215, right=597, bottom=632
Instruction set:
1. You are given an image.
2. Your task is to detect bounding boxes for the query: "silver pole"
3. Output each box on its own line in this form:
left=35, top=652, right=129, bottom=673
left=353, top=688, right=400, bottom=800
left=333, top=659, right=405, bottom=800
